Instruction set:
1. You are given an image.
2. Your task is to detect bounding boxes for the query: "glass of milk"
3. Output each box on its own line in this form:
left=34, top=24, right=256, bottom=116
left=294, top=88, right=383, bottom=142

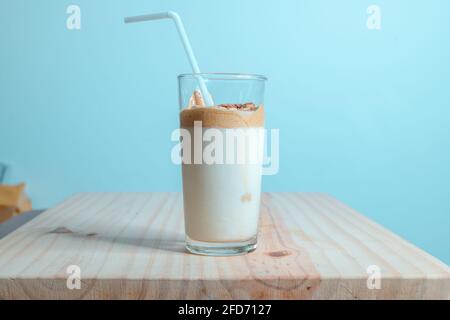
left=178, top=73, right=267, bottom=256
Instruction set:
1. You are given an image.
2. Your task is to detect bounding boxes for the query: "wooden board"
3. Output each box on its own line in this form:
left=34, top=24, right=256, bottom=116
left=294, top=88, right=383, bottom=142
left=0, top=193, right=448, bottom=299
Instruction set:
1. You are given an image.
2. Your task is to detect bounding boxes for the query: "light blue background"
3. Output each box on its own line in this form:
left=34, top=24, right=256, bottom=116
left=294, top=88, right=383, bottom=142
left=1, top=1, right=449, bottom=264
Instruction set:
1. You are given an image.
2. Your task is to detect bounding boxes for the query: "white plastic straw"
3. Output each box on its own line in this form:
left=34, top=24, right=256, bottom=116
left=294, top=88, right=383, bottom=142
left=124, top=11, right=214, bottom=106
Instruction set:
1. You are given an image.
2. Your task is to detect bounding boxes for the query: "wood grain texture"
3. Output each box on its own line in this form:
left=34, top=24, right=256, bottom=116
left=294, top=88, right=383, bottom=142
left=0, top=193, right=448, bottom=300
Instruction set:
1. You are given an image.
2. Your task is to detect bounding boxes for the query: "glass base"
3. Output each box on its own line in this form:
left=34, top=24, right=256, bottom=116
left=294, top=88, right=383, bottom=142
left=186, top=235, right=257, bottom=256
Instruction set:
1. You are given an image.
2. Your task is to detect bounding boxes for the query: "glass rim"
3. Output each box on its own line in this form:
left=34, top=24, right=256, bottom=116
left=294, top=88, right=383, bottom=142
left=178, top=73, right=267, bottom=81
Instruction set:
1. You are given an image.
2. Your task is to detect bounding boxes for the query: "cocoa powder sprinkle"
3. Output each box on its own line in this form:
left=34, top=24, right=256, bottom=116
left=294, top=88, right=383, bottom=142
left=217, top=102, right=257, bottom=111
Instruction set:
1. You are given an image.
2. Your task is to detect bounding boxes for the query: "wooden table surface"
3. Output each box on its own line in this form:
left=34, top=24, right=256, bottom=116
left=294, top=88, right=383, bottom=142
left=0, top=193, right=448, bottom=299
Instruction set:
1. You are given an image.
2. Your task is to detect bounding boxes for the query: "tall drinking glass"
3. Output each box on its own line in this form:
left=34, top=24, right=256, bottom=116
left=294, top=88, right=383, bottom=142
left=178, top=73, right=267, bottom=256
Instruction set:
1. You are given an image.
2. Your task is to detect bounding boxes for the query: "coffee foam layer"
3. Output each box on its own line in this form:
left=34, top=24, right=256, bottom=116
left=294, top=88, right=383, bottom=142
left=180, top=106, right=265, bottom=128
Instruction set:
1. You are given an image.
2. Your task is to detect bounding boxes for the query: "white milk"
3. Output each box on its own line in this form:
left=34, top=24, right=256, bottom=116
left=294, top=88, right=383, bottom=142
left=182, top=127, right=264, bottom=242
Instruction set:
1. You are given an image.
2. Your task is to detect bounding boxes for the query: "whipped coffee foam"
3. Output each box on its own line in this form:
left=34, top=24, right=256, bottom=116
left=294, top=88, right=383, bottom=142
left=180, top=104, right=264, bottom=128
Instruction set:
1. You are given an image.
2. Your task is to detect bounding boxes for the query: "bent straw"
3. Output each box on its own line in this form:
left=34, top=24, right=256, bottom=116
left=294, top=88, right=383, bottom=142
left=124, top=11, right=214, bottom=106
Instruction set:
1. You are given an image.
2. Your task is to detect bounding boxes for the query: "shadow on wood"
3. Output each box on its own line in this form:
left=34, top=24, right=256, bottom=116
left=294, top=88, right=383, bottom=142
left=59, top=227, right=186, bottom=254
